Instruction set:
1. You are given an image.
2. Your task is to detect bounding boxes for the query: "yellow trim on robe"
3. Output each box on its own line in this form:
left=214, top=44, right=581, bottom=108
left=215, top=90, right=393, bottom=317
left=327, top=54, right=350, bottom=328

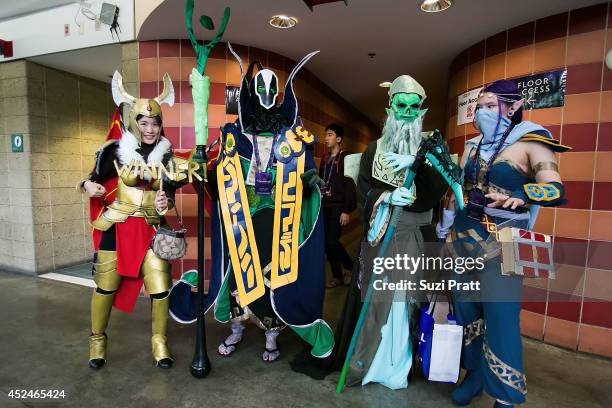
left=216, top=147, right=265, bottom=307
left=270, top=154, right=305, bottom=290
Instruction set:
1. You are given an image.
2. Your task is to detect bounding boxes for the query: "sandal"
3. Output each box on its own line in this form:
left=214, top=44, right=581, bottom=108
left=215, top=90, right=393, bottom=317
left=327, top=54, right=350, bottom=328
left=217, top=339, right=242, bottom=356
left=262, top=347, right=280, bottom=362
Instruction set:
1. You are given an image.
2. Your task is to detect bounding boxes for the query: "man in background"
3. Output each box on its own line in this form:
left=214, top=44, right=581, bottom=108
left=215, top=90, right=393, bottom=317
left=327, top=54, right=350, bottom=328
left=319, top=124, right=356, bottom=288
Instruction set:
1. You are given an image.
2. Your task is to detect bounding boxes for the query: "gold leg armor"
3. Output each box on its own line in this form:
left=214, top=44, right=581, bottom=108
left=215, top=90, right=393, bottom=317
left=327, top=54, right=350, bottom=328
left=89, top=250, right=119, bottom=369
left=91, top=291, right=115, bottom=335
left=141, top=249, right=173, bottom=368
left=93, top=250, right=121, bottom=291
left=151, top=296, right=173, bottom=367
left=141, top=249, right=171, bottom=294
left=89, top=333, right=108, bottom=369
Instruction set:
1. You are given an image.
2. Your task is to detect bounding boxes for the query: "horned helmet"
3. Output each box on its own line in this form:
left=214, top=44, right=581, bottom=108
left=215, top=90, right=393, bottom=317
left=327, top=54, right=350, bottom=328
left=111, top=70, right=175, bottom=144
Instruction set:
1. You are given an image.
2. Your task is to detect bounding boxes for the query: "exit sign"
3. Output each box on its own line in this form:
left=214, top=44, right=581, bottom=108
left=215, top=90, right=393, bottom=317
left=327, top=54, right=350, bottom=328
left=11, top=133, right=24, bottom=152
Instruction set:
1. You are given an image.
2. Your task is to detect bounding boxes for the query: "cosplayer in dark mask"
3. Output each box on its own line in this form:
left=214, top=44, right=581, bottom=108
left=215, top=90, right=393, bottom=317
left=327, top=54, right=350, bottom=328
left=243, top=62, right=290, bottom=135
left=169, top=45, right=334, bottom=365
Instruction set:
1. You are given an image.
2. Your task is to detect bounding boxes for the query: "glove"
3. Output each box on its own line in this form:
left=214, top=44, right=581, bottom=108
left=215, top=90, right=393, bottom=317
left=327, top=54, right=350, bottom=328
left=383, top=186, right=416, bottom=207
left=383, top=152, right=415, bottom=173
left=300, top=168, right=325, bottom=188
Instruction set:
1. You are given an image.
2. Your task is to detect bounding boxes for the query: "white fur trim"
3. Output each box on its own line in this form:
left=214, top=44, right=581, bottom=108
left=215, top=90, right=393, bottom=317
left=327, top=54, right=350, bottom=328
left=117, top=131, right=172, bottom=181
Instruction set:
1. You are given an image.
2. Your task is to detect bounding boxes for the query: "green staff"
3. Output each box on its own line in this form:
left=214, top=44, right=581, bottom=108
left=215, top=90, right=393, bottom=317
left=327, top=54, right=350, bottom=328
left=184, top=0, right=230, bottom=378
left=186, top=0, right=230, bottom=145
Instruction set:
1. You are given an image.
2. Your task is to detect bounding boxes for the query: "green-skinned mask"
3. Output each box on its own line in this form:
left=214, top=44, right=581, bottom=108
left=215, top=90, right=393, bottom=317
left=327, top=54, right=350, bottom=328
left=386, top=93, right=425, bottom=123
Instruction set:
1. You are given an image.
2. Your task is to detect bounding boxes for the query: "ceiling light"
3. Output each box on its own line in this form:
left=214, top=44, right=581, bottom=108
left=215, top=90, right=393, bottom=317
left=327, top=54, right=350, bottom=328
left=379, top=81, right=392, bottom=88
left=269, top=15, right=299, bottom=29
left=420, top=0, right=452, bottom=13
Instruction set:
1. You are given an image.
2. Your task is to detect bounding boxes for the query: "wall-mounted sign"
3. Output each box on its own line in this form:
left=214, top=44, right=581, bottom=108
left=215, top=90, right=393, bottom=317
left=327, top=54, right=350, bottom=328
left=456, top=68, right=567, bottom=125
left=225, top=85, right=239, bottom=115
left=11, top=133, right=24, bottom=152
left=457, top=87, right=482, bottom=125
left=513, top=68, right=566, bottom=110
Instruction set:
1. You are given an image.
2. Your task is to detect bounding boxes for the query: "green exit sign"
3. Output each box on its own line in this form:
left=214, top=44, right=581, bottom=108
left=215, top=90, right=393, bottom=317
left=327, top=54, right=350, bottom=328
left=11, top=133, right=24, bottom=152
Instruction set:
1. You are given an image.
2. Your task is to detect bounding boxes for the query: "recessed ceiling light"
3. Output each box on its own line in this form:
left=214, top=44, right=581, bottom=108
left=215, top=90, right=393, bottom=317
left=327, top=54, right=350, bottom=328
left=420, top=0, right=452, bottom=13
left=379, top=81, right=392, bottom=88
left=269, top=15, right=299, bottom=29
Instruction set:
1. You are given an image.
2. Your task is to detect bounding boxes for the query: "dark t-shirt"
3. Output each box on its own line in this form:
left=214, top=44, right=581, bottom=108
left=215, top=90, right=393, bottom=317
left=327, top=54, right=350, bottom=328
left=318, top=150, right=356, bottom=212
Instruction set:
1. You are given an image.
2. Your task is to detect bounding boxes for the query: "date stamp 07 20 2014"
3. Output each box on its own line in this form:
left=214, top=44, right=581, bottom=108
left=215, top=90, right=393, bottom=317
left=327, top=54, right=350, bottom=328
left=7, top=389, right=66, bottom=399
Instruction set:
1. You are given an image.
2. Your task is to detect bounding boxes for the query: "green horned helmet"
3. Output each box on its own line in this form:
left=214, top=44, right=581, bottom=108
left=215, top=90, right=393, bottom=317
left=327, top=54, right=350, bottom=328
left=385, top=75, right=428, bottom=123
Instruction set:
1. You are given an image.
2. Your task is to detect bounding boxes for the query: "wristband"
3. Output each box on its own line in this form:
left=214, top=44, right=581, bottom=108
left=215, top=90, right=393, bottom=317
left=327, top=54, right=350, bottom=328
left=512, top=181, right=565, bottom=207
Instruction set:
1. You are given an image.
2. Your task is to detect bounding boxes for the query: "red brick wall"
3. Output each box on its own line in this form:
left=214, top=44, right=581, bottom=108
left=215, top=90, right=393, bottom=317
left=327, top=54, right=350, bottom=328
left=445, top=3, right=612, bottom=357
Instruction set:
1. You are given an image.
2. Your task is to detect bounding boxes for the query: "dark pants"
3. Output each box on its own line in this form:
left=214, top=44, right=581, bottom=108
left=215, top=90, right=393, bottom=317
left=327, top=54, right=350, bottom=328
left=323, top=206, right=353, bottom=280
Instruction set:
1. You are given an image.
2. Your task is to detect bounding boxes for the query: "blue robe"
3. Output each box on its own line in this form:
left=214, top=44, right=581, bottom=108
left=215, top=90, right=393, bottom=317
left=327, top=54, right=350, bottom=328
left=169, top=122, right=334, bottom=358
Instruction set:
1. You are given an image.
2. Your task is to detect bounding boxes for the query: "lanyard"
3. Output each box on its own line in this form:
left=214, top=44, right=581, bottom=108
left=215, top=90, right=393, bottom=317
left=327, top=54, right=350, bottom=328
left=252, top=133, right=277, bottom=172
left=471, top=125, right=514, bottom=187
left=323, top=151, right=342, bottom=183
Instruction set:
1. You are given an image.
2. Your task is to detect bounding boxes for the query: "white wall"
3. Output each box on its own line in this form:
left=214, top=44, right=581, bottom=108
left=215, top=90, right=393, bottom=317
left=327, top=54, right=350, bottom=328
left=0, top=0, right=135, bottom=61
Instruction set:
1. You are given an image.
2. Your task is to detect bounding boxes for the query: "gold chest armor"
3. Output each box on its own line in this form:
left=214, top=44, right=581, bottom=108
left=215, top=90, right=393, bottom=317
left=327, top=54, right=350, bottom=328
left=91, top=172, right=161, bottom=231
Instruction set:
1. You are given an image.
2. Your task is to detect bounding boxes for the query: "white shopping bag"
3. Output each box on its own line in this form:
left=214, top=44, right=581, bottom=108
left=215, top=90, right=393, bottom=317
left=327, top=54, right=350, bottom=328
left=427, top=323, right=463, bottom=383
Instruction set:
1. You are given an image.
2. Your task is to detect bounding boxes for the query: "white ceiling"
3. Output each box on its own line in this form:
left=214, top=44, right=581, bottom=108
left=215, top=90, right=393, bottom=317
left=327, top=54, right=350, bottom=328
left=28, top=43, right=121, bottom=83
left=0, top=0, right=76, bottom=21
left=11, top=0, right=607, bottom=130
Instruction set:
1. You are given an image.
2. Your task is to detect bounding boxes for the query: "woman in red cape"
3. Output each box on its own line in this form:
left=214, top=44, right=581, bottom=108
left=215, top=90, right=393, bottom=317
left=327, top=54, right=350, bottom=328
left=80, top=71, right=189, bottom=370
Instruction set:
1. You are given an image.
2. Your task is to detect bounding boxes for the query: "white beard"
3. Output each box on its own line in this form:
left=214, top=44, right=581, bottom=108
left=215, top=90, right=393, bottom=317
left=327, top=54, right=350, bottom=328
left=380, top=114, right=424, bottom=155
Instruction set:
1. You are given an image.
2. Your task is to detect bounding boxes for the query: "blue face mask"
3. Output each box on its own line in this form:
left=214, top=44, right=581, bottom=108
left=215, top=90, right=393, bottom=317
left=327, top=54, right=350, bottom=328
left=474, top=108, right=511, bottom=144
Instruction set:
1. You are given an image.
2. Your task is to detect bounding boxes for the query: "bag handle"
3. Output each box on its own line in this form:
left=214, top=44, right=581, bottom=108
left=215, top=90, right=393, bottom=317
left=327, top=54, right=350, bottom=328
left=158, top=176, right=185, bottom=230
left=427, top=290, right=455, bottom=316
left=170, top=202, right=184, bottom=229
left=427, top=291, right=439, bottom=315
left=446, top=290, right=455, bottom=316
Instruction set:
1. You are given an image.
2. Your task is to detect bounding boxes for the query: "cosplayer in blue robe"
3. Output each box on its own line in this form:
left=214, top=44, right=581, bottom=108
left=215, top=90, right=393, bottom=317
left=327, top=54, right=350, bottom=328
left=169, top=45, right=333, bottom=362
left=438, top=80, right=570, bottom=408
